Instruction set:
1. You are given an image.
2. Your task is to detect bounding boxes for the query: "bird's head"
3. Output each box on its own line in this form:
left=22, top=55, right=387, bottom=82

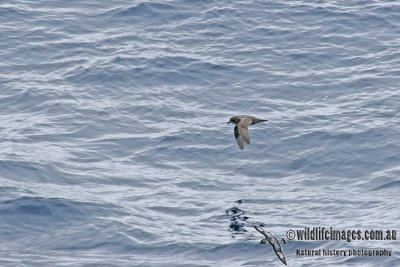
left=227, top=116, right=240, bottom=125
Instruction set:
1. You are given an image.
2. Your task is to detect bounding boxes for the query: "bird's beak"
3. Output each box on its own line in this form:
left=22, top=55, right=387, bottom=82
left=227, top=121, right=231, bottom=125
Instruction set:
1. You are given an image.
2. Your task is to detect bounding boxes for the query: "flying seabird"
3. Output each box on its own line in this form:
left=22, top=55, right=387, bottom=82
left=227, top=115, right=267, bottom=150
left=254, top=225, right=287, bottom=265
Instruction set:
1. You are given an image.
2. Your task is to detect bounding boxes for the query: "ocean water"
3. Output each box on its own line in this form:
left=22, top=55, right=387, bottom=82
left=0, top=0, right=399, bottom=266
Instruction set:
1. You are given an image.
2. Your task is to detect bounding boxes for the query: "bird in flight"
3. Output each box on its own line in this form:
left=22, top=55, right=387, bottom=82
left=227, top=115, right=268, bottom=150
left=254, top=225, right=287, bottom=265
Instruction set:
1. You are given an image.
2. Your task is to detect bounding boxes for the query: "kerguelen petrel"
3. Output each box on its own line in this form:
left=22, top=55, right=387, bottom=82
left=227, top=115, right=267, bottom=150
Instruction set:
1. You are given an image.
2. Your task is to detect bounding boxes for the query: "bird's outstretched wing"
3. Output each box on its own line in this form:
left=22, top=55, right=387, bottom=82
left=238, top=126, right=250, bottom=144
left=238, top=118, right=252, bottom=144
left=254, top=225, right=267, bottom=237
left=269, top=236, right=287, bottom=265
left=234, top=126, right=245, bottom=150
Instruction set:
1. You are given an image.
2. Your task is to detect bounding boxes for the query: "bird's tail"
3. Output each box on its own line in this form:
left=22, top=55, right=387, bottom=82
left=254, top=119, right=268, bottom=124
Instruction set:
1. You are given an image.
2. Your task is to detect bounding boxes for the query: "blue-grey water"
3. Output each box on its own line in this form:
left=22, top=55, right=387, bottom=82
left=1, top=1, right=399, bottom=266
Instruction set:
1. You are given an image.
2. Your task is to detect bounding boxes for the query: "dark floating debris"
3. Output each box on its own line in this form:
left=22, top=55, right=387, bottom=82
left=225, top=206, right=247, bottom=233
left=229, top=221, right=246, bottom=232
left=225, top=206, right=244, bottom=217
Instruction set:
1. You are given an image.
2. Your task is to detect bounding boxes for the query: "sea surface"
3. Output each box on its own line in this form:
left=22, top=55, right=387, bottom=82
left=1, top=0, right=399, bottom=266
